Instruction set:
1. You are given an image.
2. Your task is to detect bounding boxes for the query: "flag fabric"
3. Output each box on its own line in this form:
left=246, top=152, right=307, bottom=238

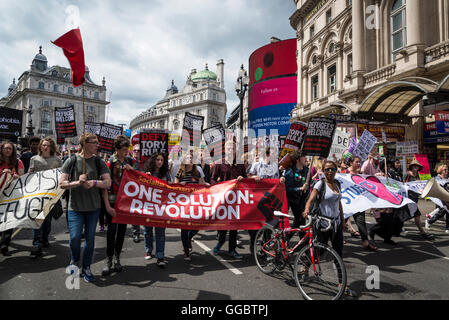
left=52, top=28, right=85, bottom=87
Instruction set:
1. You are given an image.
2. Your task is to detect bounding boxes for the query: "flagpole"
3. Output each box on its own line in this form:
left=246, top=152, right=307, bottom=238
left=82, top=83, right=86, bottom=174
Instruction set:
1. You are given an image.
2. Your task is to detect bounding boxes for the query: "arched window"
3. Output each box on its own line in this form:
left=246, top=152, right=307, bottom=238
left=391, top=0, right=406, bottom=61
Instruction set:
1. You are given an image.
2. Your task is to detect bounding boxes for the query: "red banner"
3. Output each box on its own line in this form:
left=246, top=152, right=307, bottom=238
left=113, top=169, right=288, bottom=230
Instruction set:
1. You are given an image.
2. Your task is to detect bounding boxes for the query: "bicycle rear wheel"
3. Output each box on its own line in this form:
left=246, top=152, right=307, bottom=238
left=254, top=226, right=279, bottom=274
left=293, top=242, right=347, bottom=300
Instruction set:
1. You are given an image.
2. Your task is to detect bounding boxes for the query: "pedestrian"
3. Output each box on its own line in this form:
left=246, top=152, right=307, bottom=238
left=247, top=146, right=282, bottom=253
left=211, top=140, right=246, bottom=259
left=131, top=143, right=142, bottom=243
left=404, top=159, right=434, bottom=240
left=29, top=137, right=63, bottom=258
left=142, top=152, right=171, bottom=267
left=361, top=153, right=380, bottom=176
left=175, top=152, right=208, bottom=261
left=101, top=136, right=134, bottom=276
left=425, top=164, right=449, bottom=233
left=59, top=133, right=111, bottom=283
left=346, top=156, right=378, bottom=252
left=20, top=136, right=40, bottom=173
left=199, top=148, right=211, bottom=184
left=0, top=141, right=25, bottom=256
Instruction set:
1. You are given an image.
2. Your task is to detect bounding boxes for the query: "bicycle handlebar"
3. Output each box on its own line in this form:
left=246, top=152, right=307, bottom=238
left=316, top=216, right=334, bottom=232
left=299, top=216, right=312, bottom=229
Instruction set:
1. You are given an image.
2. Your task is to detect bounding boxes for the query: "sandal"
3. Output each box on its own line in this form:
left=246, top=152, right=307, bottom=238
left=363, top=243, right=378, bottom=252
left=351, top=231, right=360, bottom=238
left=345, top=287, right=358, bottom=297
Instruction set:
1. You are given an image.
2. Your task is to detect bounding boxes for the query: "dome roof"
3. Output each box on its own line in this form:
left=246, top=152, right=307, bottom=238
left=8, top=78, right=16, bottom=90
left=33, top=46, right=47, bottom=62
left=191, top=64, right=217, bottom=82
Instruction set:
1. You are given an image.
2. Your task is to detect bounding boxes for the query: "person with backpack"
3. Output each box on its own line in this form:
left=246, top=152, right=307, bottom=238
left=0, top=141, right=25, bottom=256
left=59, top=133, right=111, bottom=283
left=142, top=152, right=171, bottom=267
left=101, top=135, right=135, bottom=276
left=28, top=137, right=63, bottom=258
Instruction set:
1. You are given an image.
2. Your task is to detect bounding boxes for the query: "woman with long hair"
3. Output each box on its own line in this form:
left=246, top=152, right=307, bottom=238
left=0, top=141, right=25, bottom=255
left=142, top=152, right=170, bottom=267
left=29, top=137, right=63, bottom=258
left=175, top=152, right=207, bottom=261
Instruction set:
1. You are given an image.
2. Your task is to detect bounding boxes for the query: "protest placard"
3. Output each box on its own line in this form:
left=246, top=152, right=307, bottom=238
left=302, top=117, right=336, bottom=157
left=98, top=123, right=122, bottom=154
left=139, top=128, right=169, bottom=166
left=181, top=112, right=204, bottom=147
left=84, top=122, right=101, bottom=135
left=203, top=123, right=225, bottom=161
left=352, top=129, right=377, bottom=161
left=0, top=107, right=23, bottom=143
left=328, top=129, right=350, bottom=161
left=55, top=106, right=77, bottom=138
left=396, top=140, right=419, bottom=158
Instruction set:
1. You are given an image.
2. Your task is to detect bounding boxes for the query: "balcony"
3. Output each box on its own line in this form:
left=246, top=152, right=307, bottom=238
left=425, top=40, right=449, bottom=64
left=363, top=64, right=397, bottom=87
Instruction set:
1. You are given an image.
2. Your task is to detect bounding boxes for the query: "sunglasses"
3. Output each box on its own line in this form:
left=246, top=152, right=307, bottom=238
left=324, top=167, right=337, bottom=173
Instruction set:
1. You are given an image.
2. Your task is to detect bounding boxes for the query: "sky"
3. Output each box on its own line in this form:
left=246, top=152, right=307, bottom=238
left=0, top=0, right=297, bottom=128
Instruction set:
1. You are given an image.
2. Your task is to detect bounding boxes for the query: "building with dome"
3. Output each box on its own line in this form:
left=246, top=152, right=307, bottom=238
left=0, top=46, right=109, bottom=145
left=129, top=60, right=227, bottom=139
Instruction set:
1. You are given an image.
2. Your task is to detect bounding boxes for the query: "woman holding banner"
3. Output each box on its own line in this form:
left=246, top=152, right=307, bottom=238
left=426, top=164, right=449, bottom=233
left=175, top=152, right=207, bottom=261
left=142, top=152, right=171, bottom=267
left=0, top=141, right=24, bottom=256
left=347, top=156, right=378, bottom=252
left=28, top=137, right=63, bottom=258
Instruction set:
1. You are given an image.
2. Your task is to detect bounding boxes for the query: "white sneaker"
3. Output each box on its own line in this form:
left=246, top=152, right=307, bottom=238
left=425, top=220, right=430, bottom=230
left=445, top=229, right=449, bottom=234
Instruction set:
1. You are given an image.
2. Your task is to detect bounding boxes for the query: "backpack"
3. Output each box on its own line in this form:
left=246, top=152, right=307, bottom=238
left=63, top=154, right=104, bottom=199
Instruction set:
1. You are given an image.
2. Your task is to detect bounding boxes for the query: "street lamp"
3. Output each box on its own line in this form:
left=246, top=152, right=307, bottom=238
left=235, top=64, right=249, bottom=133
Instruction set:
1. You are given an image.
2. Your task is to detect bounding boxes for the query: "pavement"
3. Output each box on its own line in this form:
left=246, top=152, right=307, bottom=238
left=1, top=199, right=448, bottom=300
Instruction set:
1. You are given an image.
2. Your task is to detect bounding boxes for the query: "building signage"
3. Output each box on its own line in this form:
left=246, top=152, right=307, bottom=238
left=305, top=0, right=329, bottom=22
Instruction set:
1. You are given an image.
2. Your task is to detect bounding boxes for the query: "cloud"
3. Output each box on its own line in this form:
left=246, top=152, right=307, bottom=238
left=0, top=0, right=296, bottom=128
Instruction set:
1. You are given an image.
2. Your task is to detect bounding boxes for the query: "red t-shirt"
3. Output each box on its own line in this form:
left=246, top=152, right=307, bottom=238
left=0, top=159, right=24, bottom=174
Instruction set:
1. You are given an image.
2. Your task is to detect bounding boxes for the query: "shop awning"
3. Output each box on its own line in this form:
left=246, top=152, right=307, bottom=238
left=358, top=80, right=438, bottom=122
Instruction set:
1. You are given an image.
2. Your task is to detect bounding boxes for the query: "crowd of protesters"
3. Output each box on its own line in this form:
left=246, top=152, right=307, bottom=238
left=1, top=134, right=448, bottom=286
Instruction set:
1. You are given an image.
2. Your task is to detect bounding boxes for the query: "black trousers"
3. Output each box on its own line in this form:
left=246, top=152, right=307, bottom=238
left=316, top=222, right=344, bottom=258
left=106, top=213, right=127, bottom=258
left=0, top=229, right=13, bottom=248
left=348, top=212, right=368, bottom=242
left=288, top=196, right=307, bottom=229
left=428, top=207, right=449, bottom=229
left=370, top=212, right=395, bottom=241
left=217, top=230, right=237, bottom=252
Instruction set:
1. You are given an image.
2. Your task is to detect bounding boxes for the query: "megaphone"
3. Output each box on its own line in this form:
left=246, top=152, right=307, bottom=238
left=420, top=178, right=449, bottom=202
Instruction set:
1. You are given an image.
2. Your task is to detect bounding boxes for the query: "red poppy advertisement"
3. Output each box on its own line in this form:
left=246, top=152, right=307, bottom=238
left=112, top=169, right=288, bottom=230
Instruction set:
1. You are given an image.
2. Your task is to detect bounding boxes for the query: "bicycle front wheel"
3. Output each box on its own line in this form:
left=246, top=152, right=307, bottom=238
left=293, top=242, right=347, bottom=300
left=254, top=226, right=279, bottom=274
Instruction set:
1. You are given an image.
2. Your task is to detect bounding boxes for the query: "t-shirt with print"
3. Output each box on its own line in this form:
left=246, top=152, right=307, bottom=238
left=61, top=154, right=109, bottom=212
left=29, top=155, right=62, bottom=173
left=249, top=159, right=279, bottom=179
left=313, top=180, right=342, bottom=224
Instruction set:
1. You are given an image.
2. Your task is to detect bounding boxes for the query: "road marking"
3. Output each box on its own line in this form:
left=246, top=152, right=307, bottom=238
left=409, top=248, right=449, bottom=261
left=175, top=229, right=243, bottom=275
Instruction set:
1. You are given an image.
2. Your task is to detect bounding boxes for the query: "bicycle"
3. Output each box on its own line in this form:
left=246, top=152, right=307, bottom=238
left=253, top=211, right=347, bottom=300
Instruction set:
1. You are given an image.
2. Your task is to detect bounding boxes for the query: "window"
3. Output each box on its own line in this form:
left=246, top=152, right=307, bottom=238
left=87, top=106, right=96, bottom=113
left=40, top=110, right=51, bottom=130
left=94, top=92, right=99, bottom=99
left=87, top=115, right=95, bottom=123
left=391, top=0, right=406, bottom=61
left=310, top=25, right=315, bottom=38
left=311, top=74, right=319, bottom=100
left=68, top=87, right=73, bottom=95
left=193, top=95, right=196, bottom=103
left=347, top=54, right=353, bottom=75
left=53, top=84, right=58, bottom=92
left=312, top=55, right=317, bottom=65
left=328, top=42, right=335, bottom=54
left=328, top=65, right=337, bottom=94
left=38, top=82, right=45, bottom=89
left=326, top=9, right=332, bottom=24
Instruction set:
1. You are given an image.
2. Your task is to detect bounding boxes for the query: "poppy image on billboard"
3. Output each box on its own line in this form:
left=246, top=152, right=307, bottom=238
left=249, top=38, right=297, bottom=86
left=249, top=76, right=297, bottom=136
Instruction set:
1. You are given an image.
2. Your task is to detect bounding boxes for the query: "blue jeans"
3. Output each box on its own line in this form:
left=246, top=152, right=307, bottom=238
left=68, top=209, right=100, bottom=269
left=144, top=226, right=166, bottom=259
left=33, top=214, right=52, bottom=248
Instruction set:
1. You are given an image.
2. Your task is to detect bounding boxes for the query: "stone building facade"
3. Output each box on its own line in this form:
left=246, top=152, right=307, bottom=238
left=0, top=46, right=109, bottom=145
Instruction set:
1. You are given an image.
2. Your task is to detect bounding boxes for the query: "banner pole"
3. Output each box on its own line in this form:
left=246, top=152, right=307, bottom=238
left=82, top=83, right=86, bottom=173
left=305, top=156, right=316, bottom=188
left=67, top=138, right=71, bottom=157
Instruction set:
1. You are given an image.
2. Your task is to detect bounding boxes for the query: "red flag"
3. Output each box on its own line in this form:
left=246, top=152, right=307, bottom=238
left=52, top=28, right=85, bottom=87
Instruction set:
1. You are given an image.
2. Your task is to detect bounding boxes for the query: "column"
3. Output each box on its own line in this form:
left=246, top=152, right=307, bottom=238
left=445, top=0, right=449, bottom=41
left=337, top=43, right=344, bottom=91
left=406, top=0, right=424, bottom=47
left=352, top=0, right=366, bottom=73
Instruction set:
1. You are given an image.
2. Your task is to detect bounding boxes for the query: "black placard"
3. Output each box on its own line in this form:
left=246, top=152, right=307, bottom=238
left=55, top=106, right=77, bottom=138
left=0, top=107, right=23, bottom=143
left=302, top=117, right=336, bottom=158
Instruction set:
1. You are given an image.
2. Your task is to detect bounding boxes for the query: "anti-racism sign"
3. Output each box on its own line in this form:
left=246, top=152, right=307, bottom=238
left=98, top=123, right=122, bottom=154
left=0, top=107, right=23, bottom=143
left=84, top=122, right=101, bottom=135
left=181, top=112, right=204, bottom=147
left=352, top=129, right=377, bottom=161
left=139, top=129, right=169, bottom=166
left=55, top=106, right=77, bottom=138
left=0, top=169, right=63, bottom=232
left=203, top=123, right=225, bottom=161
left=328, top=129, right=350, bottom=161
left=302, top=117, right=336, bottom=157
left=112, top=169, right=288, bottom=230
